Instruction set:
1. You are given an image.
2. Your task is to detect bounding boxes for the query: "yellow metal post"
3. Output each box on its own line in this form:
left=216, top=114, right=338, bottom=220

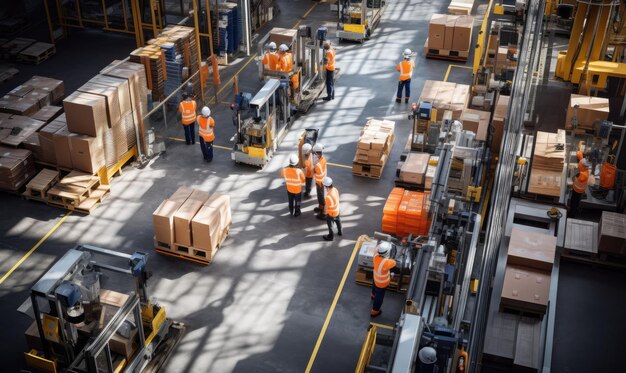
left=130, top=0, right=144, bottom=47
left=121, top=0, right=129, bottom=31
left=101, top=0, right=109, bottom=28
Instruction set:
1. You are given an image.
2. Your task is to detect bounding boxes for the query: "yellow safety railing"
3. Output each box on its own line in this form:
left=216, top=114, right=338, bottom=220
left=473, top=0, right=496, bottom=75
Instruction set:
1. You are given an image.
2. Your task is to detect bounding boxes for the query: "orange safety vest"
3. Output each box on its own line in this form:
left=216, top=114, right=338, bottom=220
left=314, top=157, right=327, bottom=185
left=324, top=48, right=335, bottom=71
left=281, top=167, right=305, bottom=193
left=179, top=100, right=197, bottom=125
left=198, top=115, right=215, bottom=142
left=277, top=52, right=293, bottom=72
left=304, top=153, right=314, bottom=178
left=573, top=168, right=589, bottom=194
left=263, top=52, right=278, bottom=71
left=373, top=255, right=397, bottom=288
left=324, top=187, right=340, bottom=217
left=397, top=60, right=414, bottom=81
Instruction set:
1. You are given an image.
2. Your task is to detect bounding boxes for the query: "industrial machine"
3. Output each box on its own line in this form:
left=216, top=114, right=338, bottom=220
left=231, top=78, right=292, bottom=167
left=336, top=0, right=387, bottom=42
left=18, top=245, right=183, bottom=373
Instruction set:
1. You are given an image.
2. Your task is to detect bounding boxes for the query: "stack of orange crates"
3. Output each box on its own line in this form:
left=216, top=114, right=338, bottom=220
left=382, top=188, right=431, bottom=237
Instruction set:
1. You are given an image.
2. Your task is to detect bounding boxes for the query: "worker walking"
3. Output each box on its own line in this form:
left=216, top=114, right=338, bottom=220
left=322, top=41, right=336, bottom=101
left=302, top=143, right=314, bottom=198
left=322, top=177, right=342, bottom=241
left=178, top=94, right=197, bottom=145
left=568, top=158, right=590, bottom=219
left=371, top=242, right=397, bottom=317
left=281, top=154, right=306, bottom=217
left=262, top=42, right=279, bottom=71
left=396, top=49, right=414, bottom=104
left=197, top=106, right=215, bottom=162
left=312, top=143, right=327, bottom=218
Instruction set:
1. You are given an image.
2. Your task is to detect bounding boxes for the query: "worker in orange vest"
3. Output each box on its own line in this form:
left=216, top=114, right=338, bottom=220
left=322, top=177, right=342, bottom=241
left=302, top=143, right=314, bottom=198
left=322, top=41, right=336, bottom=101
left=312, top=143, right=327, bottom=219
left=178, top=94, right=197, bottom=145
left=262, top=41, right=278, bottom=71
left=569, top=158, right=590, bottom=218
left=396, top=49, right=414, bottom=104
left=276, top=44, right=293, bottom=72
left=371, top=242, right=396, bottom=317
left=280, top=154, right=306, bottom=217
left=197, top=106, right=215, bottom=162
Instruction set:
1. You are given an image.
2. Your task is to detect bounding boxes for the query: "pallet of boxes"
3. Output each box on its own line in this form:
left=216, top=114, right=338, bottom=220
left=153, top=187, right=232, bottom=265
left=527, top=130, right=566, bottom=200
left=424, top=14, right=473, bottom=61
left=352, top=119, right=395, bottom=179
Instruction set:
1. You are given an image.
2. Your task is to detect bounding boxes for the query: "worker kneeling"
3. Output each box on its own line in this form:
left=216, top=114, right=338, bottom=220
left=198, top=106, right=215, bottom=162
left=322, top=177, right=342, bottom=241
left=568, top=158, right=590, bottom=219
left=281, top=154, right=306, bottom=217
left=371, top=242, right=397, bottom=318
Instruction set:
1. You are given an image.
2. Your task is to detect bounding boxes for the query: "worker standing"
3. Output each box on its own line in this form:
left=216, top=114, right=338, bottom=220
left=322, top=177, right=342, bottom=241
left=281, top=154, right=306, bottom=217
left=178, top=94, right=197, bottom=145
left=312, top=143, right=327, bottom=218
left=302, top=143, right=314, bottom=198
left=276, top=44, right=293, bottom=72
left=371, top=242, right=396, bottom=317
left=197, top=106, right=215, bottom=162
left=569, top=158, right=590, bottom=219
left=322, top=41, right=336, bottom=101
left=396, top=49, right=414, bottom=104
left=262, top=42, right=278, bottom=71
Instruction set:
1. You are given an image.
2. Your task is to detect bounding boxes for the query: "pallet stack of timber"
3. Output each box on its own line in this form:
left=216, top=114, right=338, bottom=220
left=129, top=45, right=166, bottom=102
left=352, top=119, right=395, bottom=179
left=527, top=130, right=565, bottom=198
left=448, top=0, right=474, bottom=15
left=153, top=187, right=232, bottom=265
left=424, top=14, right=473, bottom=61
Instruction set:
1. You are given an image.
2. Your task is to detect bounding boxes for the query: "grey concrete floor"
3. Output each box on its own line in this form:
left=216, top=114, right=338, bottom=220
left=0, top=0, right=477, bottom=372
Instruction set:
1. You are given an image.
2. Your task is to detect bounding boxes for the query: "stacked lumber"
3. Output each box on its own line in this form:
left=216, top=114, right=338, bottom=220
left=352, top=119, right=395, bottom=179
left=448, top=0, right=474, bottom=15
left=46, top=170, right=110, bottom=214
left=0, top=146, right=35, bottom=192
left=129, top=45, right=166, bottom=101
left=153, top=187, right=232, bottom=264
left=419, top=80, right=470, bottom=121
left=564, top=94, right=609, bottom=131
left=424, top=14, right=473, bottom=60
left=528, top=130, right=565, bottom=197
left=382, top=187, right=431, bottom=237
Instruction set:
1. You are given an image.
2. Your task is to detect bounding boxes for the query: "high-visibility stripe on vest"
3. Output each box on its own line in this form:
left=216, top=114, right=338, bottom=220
left=277, top=52, right=293, bottom=72
left=325, top=48, right=335, bottom=71
left=179, top=100, right=197, bottom=125
left=314, top=157, right=327, bottom=185
left=397, top=60, right=414, bottom=81
left=198, top=116, right=215, bottom=142
left=373, top=255, right=396, bottom=288
left=324, top=187, right=340, bottom=217
left=304, top=153, right=314, bottom=178
left=281, top=167, right=305, bottom=193
left=573, top=169, right=589, bottom=193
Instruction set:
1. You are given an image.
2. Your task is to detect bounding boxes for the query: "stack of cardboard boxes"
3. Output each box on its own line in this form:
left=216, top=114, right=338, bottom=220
left=0, top=146, right=35, bottom=191
left=528, top=130, right=566, bottom=198
left=425, top=14, right=473, bottom=56
left=419, top=80, right=471, bottom=121
left=398, top=152, right=430, bottom=187
left=564, top=94, right=610, bottom=131
left=490, top=94, right=508, bottom=154
left=382, top=187, right=431, bottom=237
left=129, top=45, right=167, bottom=101
left=0, top=76, right=64, bottom=117
left=459, top=108, right=491, bottom=141
left=352, top=119, right=395, bottom=178
left=153, top=187, right=232, bottom=264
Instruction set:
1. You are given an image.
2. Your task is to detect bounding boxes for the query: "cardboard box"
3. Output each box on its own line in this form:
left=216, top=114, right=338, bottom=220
left=153, top=200, right=184, bottom=245
left=38, top=120, right=66, bottom=164
left=204, top=192, right=232, bottom=232
left=63, top=91, right=108, bottom=137
left=400, top=152, right=430, bottom=184
left=269, top=27, right=298, bottom=47
left=428, top=14, right=447, bottom=49
left=564, top=94, right=609, bottom=129
left=460, top=108, right=490, bottom=141
left=491, top=94, right=509, bottom=153
left=452, top=15, right=473, bottom=51
left=26, top=76, right=64, bottom=103
left=444, top=15, right=459, bottom=50
left=30, top=105, right=63, bottom=123
left=100, top=289, right=130, bottom=307
left=192, top=205, right=221, bottom=251
left=169, top=186, right=194, bottom=203
left=187, top=189, right=210, bottom=202
left=78, top=82, right=122, bottom=127
left=598, top=211, right=626, bottom=256
left=25, top=89, right=51, bottom=108
left=89, top=74, right=132, bottom=115
left=7, top=84, right=33, bottom=98
left=0, top=94, right=40, bottom=116
left=70, top=134, right=105, bottom=174
left=507, top=227, right=556, bottom=271
left=174, top=198, right=205, bottom=246
left=53, top=125, right=74, bottom=169
left=500, top=265, right=550, bottom=314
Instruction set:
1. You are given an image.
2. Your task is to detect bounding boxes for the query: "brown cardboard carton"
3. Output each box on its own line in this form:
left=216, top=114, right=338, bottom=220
left=78, top=82, right=122, bottom=127
left=187, top=189, right=211, bottom=202
left=400, top=152, right=430, bottom=184
left=25, top=89, right=51, bottom=108
left=491, top=95, right=509, bottom=153
left=153, top=199, right=185, bottom=245
left=191, top=205, right=221, bottom=250
left=7, top=84, right=33, bottom=98
left=53, top=126, right=74, bottom=169
left=428, top=14, right=447, bottom=49
left=63, top=91, right=108, bottom=137
left=500, top=265, right=550, bottom=314
left=22, top=133, right=42, bottom=160
left=174, top=198, right=205, bottom=246
left=452, top=15, right=474, bottom=51
left=444, top=15, right=459, bottom=50
left=507, top=227, right=556, bottom=271
left=460, top=108, right=490, bottom=140
left=169, top=186, right=194, bottom=203
left=204, top=192, right=232, bottom=232
left=30, top=105, right=63, bottom=123
left=38, top=120, right=66, bottom=164
left=598, top=211, right=626, bottom=256
left=26, top=76, right=64, bottom=103
left=269, top=27, right=298, bottom=47
left=70, top=134, right=106, bottom=174
left=89, top=75, right=132, bottom=115
left=564, top=94, right=609, bottom=129
left=0, top=94, right=40, bottom=116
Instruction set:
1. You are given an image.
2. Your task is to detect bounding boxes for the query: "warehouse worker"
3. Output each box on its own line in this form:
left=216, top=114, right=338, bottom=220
left=322, top=41, right=336, bottom=101
left=302, top=143, right=314, bottom=198
left=178, top=94, right=197, bottom=145
left=280, top=154, right=306, bottom=217
left=276, top=44, right=293, bottom=72
left=371, top=242, right=397, bottom=317
left=262, top=41, right=278, bottom=71
left=569, top=158, right=590, bottom=219
left=197, top=106, right=215, bottom=162
left=313, top=143, right=327, bottom=218
left=322, top=177, right=342, bottom=241
left=396, top=49, right=414, bottom=104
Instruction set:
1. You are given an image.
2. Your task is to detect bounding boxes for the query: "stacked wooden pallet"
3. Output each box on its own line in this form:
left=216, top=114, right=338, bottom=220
left=129, top=45, right=166, bottom=101
left=352, top=119, right=395, bottom=179
left=527, top=130, right=566, bottom=198
left=17, top=42, right=56, bottom=64
left=46, top=170, right=111, bottom=214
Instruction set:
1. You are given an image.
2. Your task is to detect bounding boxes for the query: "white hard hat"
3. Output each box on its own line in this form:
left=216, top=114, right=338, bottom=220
left=302, top=143, right=312, bottom=153
left=581, top=158, right=591, bottom=169
left=403, top=48, right=412, bottom=56
left=377, top=242, right=392, bottom=256
left=268, top=41, right=277, bottom=50
left=322, top=176, right=333, bottom=187
left=324, top=41, right=331, bottom=48
left=201, top=106, right=211, bottom=117
left=289, top=154, right=299, bottom=166
left=312, top=143, right=324, bottom=153
left=279, top=44, right=289, bottom=52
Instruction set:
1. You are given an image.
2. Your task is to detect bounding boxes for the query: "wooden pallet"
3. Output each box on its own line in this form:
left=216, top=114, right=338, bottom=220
left=2, top=37, right=36, bottom=59
left=423, top=39, right=469, bottom=62
left=17, top=42, right=56, bottom=64
left=22, top=168, right=59, bottom=201
left=0, top=66, right=18, bottom=83
left=155, top=226, right=230, bottom=265
left=46, top=171, right=101, bottom=208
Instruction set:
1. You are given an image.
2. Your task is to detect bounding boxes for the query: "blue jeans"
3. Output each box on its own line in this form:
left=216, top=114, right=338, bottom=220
left=396, top=79, right=411, bottom=100
left=372, top=283, right=387, bottom=311
left=325, top=70, right=335, bottom=99
left=183, top=122, right=196, bottom=145
left=199, top=137, right=213, bottom=161
left=287, top=191, right=302, bottom=216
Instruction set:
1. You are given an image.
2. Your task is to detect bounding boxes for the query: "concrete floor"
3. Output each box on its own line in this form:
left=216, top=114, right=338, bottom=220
left=0, top=0, right=476, bottom=372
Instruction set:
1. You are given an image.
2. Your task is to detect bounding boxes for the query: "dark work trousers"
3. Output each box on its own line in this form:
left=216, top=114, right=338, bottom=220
left=316, top=182, right=325, bottom=208
left=325, top=70, right=335, bottom=99
left=569, top=190, right=583, bottom=219
left=199, top=138, right=213, bottom=161
left=396, top=79, right=411, bottom=100
left=326, top=215, right=342, bottom=236
left=305, top=177, right=313, bottom=196
left=371, top=283, right=387, bottom=311
left=287, top=191, right=302, bottom=216
left=183, top=122, right=196, bottom=145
